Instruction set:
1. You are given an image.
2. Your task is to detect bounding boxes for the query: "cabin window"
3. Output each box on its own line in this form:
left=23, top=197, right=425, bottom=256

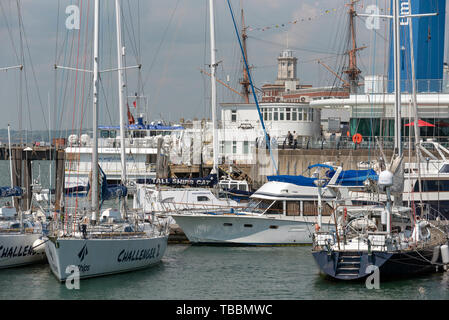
left=197, top=196, right=210, bottom=202
left=239, top=184, right=247, bottom=191
left=413, top=180, right=449, bottom=192
left=232, top=141, right=237, bottom=154
left=244, top=224, right=253, bottom=228
left=303, top=201, right=333, bottom=216
left=100, top=130, right=110, bottom=138
left=440, top=164, right=449, bottom=173
left=224, top=223, right=233, bottom=226
left=231, top=110, right=237, bottom=122
left=269, top=225, right=279, bottom=229
left=286, top=201, right=300, bottom=216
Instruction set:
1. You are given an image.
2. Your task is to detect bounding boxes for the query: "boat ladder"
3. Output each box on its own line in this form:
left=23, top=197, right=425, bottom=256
left=336, top=252, right=361, bottom=278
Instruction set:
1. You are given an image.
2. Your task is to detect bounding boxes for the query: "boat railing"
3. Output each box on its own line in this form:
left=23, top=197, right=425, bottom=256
left=46, top=211, right=164, bottom=239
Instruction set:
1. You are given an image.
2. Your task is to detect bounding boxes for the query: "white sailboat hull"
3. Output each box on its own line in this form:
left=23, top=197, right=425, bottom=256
left=0, top=233, right=46, bottom=269
left=45, top=235, right=168, bottom=282
left=172, top=214, right=333, bottom=245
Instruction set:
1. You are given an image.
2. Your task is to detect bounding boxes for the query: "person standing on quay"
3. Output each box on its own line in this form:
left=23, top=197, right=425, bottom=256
left=293, top=131, right=298, bottom=149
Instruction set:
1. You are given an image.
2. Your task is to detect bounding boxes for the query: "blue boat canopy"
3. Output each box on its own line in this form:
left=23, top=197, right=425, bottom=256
left=326, top=169, right=378, bottom=186
left=307, top=164, right=334, bottom=171
left=267, top=175, right=318, bottom=187
left=267, top=164, right=378, bottom=187
left=0, top=186, right=23, bottom=198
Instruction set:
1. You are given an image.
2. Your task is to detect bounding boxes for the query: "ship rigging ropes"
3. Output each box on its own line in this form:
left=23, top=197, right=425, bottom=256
left=0, top=0, right=49, bottom=136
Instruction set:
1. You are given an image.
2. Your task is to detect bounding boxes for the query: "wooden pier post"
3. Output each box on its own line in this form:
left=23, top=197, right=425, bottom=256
left=23, top=154, right=32, bottom=211
left=54, top=149, right=65, bottom=213
left=11, top=148, right=22, bottom=211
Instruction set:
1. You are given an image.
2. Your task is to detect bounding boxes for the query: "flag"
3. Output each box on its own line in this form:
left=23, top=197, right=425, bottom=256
left=127, top=103, right=135, bottom=124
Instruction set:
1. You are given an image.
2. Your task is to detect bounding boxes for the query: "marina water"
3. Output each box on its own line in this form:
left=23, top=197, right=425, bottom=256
left=1, top=161, right=449, bottom=300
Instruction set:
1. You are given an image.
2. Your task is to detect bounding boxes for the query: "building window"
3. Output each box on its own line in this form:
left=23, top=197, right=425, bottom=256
left=310, top=109, right=314, bottom=122
left=263, top=108, right=267, bottom=121
left=304, top=108, right=309, bottom=121
left=298, top=108, right=303, bottom=121
left=286, top=108, right=291, bottom=121
left=273, top=108, right=279, bottom=121
left=220, top=141, right=224, bottom=154
left=279, top=108, right=284, bottom=121
left=232, top=140, right=237, bottom=154
left=268, top=108, right=272, bottom=121
left=292, top=108, right=297, bottom=121
left=243, top=141, right=249, bottom=154
left=225, top=141, right=232, bottom=153
left=231, top=110, right=237, bottom=122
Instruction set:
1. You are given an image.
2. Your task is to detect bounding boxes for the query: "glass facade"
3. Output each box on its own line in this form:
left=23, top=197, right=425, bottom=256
left=349, top=118, right=449, bottom=138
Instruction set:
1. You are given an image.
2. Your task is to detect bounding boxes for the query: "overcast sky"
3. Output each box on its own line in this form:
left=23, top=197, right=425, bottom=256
left=0, top=0, right=446, bottom=133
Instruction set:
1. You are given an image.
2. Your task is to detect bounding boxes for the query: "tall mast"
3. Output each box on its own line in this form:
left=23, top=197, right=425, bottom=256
left=115, top=0, right=127, bottom=185
left=92, top=0, right=100, bottom=221
left=209, top=0, right=219, bottom=177
left=344, top=0, right=365, bottom=92
left=240, top=7, right=250, bottom=103
left=392, top=0, right=402, bottom=156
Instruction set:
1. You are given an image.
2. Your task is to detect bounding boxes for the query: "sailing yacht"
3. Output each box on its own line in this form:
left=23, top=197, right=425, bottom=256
left=312, top=157, right=449, bottom=280
left=0, top=57, right=47, bottom=269
left=312, top=0, right=449, bottom=280
left=0, top=186, right=46, bottom=269
left=45, top=0, right=168, bottom=282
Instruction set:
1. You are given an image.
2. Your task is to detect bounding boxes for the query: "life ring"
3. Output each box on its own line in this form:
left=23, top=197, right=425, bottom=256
left=352, top=133, right=362, bottom=144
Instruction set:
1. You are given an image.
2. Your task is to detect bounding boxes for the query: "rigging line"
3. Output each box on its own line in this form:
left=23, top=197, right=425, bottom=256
left=68, top=0, right=86, bottom=216
left=141, top=0, right=181, bottom=90
left=0, top=1, right=20, bottom=63
left=59, top=23, right=77, bottom=133
left=99, top=75, right=114, bottom=126
left=226, top=0, right=278, bottom=175
left=16, top=0, right=49, bottom=131
left=124, top=0, right=139, bottom=63
left=247, top=35, right=343, bottom=55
